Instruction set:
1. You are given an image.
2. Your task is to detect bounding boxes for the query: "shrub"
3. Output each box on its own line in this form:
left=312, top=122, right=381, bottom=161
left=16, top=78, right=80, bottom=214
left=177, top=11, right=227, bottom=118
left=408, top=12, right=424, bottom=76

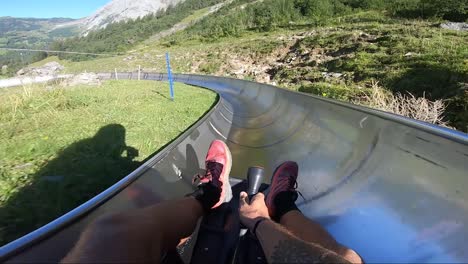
left=299, top=81, right=451, bottom=128
left=199, top=61, right=221, bottom=74
left=445, top=89, right=468, bottom=132
left=420, top=0, right=467, bottom=21
left=390, top=0, right=467, bottom=21
left=355, top=82, right=451, bottom=127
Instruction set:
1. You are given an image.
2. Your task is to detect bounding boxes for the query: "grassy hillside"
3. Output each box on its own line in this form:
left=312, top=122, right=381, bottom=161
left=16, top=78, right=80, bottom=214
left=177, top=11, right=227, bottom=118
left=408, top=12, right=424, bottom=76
left=32, top=8, right=468, bottom=131
left=0, top=80, right=216, bottom=245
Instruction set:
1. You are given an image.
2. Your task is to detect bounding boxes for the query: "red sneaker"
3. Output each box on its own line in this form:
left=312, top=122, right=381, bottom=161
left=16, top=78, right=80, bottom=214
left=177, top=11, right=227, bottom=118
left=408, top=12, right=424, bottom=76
left=193, top=140, right=232, bottom=209
left=266, top=161, right=299, bottom=219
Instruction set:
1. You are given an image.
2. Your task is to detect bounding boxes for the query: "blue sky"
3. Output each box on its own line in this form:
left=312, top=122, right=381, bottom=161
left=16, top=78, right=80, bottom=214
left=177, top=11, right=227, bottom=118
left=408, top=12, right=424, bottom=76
left=0, top=0, right=110, bottom=19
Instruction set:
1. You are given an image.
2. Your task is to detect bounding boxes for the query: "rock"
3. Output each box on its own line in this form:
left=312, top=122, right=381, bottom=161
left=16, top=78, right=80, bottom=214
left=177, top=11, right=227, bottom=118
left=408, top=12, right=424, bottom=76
left=360, top=33, right=371, bottom=39
left=1, top=65, right=7, bottom=75
left=17, top=61, right=64, bottom=77
left=322, top=72, right=344, bottom=79
left=123, top=55, right=135, bottom=61
left=42, top=62, right=64, bottom=72
left=440, top=22, right=468, bottom=31
left=14, top=163, right=33, bottom=170
left=17, top=68, right=25, bottom=76
left=65, top=72, right=102, bottom=86
left=358, top=32, right=377, bottom=42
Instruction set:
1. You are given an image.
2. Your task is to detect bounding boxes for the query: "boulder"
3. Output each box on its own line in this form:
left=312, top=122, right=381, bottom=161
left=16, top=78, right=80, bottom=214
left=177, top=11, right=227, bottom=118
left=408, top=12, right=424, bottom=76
left=322, top=72, right=344, bottom=79
left=440, top=22, right=468, bottom=31
left=1, top=65, right=7, bottom=75
left=16, top=68, right=25, bottom=76
left=17, top=61, right=64, bottom=77
left=66, top=73, right=102, bottom=86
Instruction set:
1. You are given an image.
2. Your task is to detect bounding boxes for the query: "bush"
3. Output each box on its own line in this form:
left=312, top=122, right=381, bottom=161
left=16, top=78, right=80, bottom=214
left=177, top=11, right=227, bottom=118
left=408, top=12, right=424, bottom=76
left=300, top=81, right=451, bottom=128
left=341, top=0, right=386, bottom=9
left=294, top=0, right=334, bottom=17
left=355, top=83, right=451, bottom=127
left=421, top=0, right=467, bottom=21
left=199, top=61, right=221, bottom=74
left=390, top=0, right=467, bottom=21
left=445, top=89, right=468, bottom=132
left=300, top=0, right=334, bottom=24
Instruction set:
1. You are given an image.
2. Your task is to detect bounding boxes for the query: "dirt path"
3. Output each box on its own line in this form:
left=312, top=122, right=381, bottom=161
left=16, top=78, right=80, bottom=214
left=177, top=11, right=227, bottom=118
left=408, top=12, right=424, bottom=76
left=0, top=75, right=72, bottom=89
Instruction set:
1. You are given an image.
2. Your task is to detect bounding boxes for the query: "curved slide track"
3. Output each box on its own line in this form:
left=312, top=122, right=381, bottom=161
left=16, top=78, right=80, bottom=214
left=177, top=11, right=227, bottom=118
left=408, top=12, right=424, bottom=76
left=1, top=73, right=467, bottom=263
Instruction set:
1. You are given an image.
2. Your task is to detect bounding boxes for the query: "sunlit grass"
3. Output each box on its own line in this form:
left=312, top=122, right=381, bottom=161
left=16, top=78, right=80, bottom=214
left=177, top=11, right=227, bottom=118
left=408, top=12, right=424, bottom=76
left=0, top=80, right=216, bottom=245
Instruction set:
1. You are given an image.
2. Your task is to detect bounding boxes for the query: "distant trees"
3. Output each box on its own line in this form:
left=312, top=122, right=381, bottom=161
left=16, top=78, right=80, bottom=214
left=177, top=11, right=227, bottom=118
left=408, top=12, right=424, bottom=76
left=50, top=0, right=225, bottom=61
left=0, top=51, right=47, bottom=76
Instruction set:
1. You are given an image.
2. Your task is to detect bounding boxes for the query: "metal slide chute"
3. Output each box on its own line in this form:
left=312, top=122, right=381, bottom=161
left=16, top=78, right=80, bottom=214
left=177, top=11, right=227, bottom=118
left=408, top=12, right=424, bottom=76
left=1, top=73, right=467, bottom=263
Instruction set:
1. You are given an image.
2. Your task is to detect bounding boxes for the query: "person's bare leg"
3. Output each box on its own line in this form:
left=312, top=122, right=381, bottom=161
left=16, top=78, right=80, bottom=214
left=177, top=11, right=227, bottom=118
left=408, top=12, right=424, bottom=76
left=141, top=197, right=204, bottom=254
left=63, top=140, right=232, bottom=263
left=265, top=162, right=362, bottom=263
left=280, top=210, right=362, bottom=263
left=63, top=197, right=203, bottom=263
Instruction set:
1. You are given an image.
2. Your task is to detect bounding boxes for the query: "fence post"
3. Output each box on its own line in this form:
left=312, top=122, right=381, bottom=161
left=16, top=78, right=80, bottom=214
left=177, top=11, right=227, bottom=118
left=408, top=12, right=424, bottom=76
left=115, top=68, right=118, bottom=80
left=138, top=65, right=141, bottom=81
left=165, top=52, right=175, bottom=101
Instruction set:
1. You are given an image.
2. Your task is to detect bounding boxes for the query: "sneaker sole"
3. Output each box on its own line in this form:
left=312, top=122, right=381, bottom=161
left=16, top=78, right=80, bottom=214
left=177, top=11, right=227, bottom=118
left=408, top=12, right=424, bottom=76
left=217, top=140, right=233, bottom=206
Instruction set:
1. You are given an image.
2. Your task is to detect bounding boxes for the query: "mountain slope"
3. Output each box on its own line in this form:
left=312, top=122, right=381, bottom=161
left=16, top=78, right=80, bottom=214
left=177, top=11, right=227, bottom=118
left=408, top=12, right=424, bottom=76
left=63, top=0, right=184, bottom=35
left=50, top=0, right=225, bottom=58
left=0, top=17, right=77, bottom=48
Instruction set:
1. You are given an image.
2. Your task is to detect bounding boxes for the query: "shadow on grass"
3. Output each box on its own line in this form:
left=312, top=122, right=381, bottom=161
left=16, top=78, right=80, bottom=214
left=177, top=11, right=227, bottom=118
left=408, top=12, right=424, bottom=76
left=0, top=124, right=142, bottom=246
left=153, top=90, right=172, bottom=100
left=387, top=63, right=464, bottom=100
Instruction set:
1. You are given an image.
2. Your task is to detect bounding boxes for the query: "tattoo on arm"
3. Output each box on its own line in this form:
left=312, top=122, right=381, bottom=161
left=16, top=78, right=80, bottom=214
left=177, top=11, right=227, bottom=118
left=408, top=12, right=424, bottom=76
left=271, top=240, right=350, bottom=264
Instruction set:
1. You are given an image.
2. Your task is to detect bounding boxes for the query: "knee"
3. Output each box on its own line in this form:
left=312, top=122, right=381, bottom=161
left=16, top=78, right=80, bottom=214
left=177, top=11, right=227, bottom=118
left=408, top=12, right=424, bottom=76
left=90, top=213, right=130, bottom=233
left=339, top=247, right=363, bottom=264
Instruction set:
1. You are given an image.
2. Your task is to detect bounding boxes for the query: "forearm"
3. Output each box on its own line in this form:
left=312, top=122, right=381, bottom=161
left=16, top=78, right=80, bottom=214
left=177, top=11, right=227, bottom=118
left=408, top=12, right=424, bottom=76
left=256, top=219, right=351, bottom=264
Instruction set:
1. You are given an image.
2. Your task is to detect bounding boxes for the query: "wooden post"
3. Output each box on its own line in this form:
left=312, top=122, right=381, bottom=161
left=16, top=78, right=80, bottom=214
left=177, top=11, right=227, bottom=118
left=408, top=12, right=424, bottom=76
left=138, top=65, right=141, bottom=81
left=115, top=68, right=118, bottom=80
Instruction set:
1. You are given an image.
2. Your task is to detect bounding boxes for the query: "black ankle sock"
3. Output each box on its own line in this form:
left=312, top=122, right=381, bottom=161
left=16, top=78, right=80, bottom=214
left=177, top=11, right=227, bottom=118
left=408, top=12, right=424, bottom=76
left=187, top=183, right=221, bottom=213
left=273, top=191, right=300, bottom=222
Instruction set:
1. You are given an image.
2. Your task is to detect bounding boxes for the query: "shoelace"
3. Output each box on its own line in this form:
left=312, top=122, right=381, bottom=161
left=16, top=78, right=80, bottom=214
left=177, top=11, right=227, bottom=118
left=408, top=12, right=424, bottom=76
left=274, top=175, right=305, bottom=201
left=274, top=174, right=298, bottom=193
left=192, top=161, right=223, bottom=187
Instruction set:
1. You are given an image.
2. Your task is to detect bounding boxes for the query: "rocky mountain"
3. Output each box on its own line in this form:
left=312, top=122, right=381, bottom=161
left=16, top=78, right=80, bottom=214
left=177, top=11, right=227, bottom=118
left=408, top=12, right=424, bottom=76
left=60, top=0, right=184, bottom=35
